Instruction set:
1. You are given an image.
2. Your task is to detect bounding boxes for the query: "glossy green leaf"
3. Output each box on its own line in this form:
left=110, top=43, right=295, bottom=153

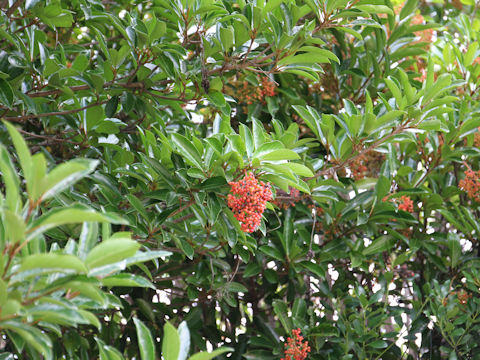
left=447, top=233, right=462, bottom=268
left=272, top=300, right=292, bottom=332
left=0, top=79, right=13, bottom=108
left=171, top=133, right=204, bottom=170
left=4, top=122, right=33, bottom=190
left=40, top=159, right=98, bottom=201
left=0, top=145, right=21, bottom=212
left=2, top=210, right=25, bottom=243
left=178, top=321, right=191, bottom=360
left=27, top=206, right=125, bottom=241
left=356, top=5, right=393, bottom=15
left=284, top=163, right=314, bottom=177
left=0, top=279, right=7, bottom=306
left=96, top=338, right=125, bottom=360
left=134, top=318, right=156, bottom=360
left=20, top=254, right=87, bottom=273
left=85, top=239, right=140, bottom=269
left=189, top=347, right=233, bottom=360
left=162, top=321, right=180, bottom=360
left=363, top=236, right=394, bottom=255
left=101, top=274, right=155, bottom=288
left=0, top=321, right=52, bottom=359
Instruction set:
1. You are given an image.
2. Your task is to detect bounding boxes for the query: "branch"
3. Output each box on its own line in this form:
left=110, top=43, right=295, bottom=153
left=3, top=100, right=108, bottom=122
left=310, top=122, right=413, bottom=179
left=26, top=83, right=114, bottom=98
left=25, top=79, right=159, bottom=98
left=5, top=0, right=23, bottom=17
left=168, top=199, right=196, bottom=219
left=353, top=52, right=386, bottom=101
left=208, top=59, right=273, bottom=76
left=147, top=91, right=189, bottom=102
left=17, top=128, right=81, bottom=145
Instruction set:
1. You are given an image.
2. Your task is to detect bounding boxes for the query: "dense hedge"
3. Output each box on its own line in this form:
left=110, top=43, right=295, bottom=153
left=1, top=0, right=480, bottom=359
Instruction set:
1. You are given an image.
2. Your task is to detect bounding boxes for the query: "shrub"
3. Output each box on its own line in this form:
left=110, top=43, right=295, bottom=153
left=0, top=0, right=479, bottom=359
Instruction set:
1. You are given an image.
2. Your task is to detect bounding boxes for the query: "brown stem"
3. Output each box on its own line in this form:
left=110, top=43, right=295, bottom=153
left=310, top=122, right=414, bottom=180
left=353, top=52, right=386, bottom=101
left=3, top=100, right=108, bottom=122
left=146, top=91, right=189, bottom=102
left=17, top=129, right=81, bottom=145
left=5, top=0, right=23, bottom=17
left=25, top=79, right=160, bottom=98
left=167, top=199, right=196, bottom=219
left=172, top=213, right=195, bottom=224
left=2, top=246, right=16, bottom=280
left=14, top=18, right=38, bottom=34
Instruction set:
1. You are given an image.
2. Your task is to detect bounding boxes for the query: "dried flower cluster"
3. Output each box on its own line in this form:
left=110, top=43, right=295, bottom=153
left=342, top=151, right=385, bottom=180
left=227, top=172, right=273, bottom=232
left=473, top=127, right=480, bottom=147
left=456, top=289, right=472, bottom=305
left=227, top=76, right=276, bottom=106
left=459, top=169, right=480, bottom=202
left=350, top=154, right=368, bottom=180
left=281, top=328, right=311, bottom=360
left=272, top=187, right=302, bottom=209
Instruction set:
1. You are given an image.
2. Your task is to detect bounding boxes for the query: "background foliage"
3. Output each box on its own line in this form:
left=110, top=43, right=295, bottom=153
left=0, top=0, right=480, bottom=359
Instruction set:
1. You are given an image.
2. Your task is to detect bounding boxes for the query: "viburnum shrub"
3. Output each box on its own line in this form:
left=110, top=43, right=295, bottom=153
left=281, top=328, right=311, bottom=360
left=227, top=172, right=273, bottom=232
left=458, top=168, right=480, bottom=202
left=2, top=0, right=480, bottom=358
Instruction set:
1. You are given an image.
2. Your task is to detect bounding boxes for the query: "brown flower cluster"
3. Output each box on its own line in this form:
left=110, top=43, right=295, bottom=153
left=272, top=187, right=303, bottom=209
left=442, top=289, right=472, bottom=307
left=456, top=289, right=472, bottom=305
left=411, top=14, right=434, bottom=44
left=226, top=76, right=276, bottom=107
left=474, top=127, right=480, bottom=147
left=459, top=169, right=480, bottom=202
left=342, top=151, right=385, bottom=180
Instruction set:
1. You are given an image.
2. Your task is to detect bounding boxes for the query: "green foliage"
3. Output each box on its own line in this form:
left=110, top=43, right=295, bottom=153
left=0, top=0, right=479, bottom=359
left=0, top=124, right=172, bottom=358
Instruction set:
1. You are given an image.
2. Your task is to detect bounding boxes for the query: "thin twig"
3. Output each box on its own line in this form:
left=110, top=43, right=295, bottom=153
left=309, top=122, right=413, bottom=180
left=5, top=0, right=23, bottom=17
left=3, top=100, right=108, bottom=122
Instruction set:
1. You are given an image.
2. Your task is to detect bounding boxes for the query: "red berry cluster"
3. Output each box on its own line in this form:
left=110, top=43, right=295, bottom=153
left=281, top=328, right=311, bottom=360
left=227, top=172, right=272, bottom=233
left=398, top=196, right=414, bottom=212
left=459, top=169, right=480, bottom=202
